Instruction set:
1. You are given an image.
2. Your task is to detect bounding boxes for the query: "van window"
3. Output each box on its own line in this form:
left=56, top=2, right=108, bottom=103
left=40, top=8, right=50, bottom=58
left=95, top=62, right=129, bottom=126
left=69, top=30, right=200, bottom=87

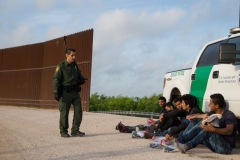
left=228, top=36, right=240, bottom=65
left=197, top=41, right=223, bottom=67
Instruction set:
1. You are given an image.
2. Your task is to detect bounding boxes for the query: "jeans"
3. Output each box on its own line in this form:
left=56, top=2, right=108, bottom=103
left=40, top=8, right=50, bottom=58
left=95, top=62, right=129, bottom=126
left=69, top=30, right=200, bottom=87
left=177, top=124, right=232, bottom=154
left=155, top=118, right=201, bottom=138
left=155, top=130, right=168, bottom=137
left=155, top=126, right=180, bottom=138
left=181, top=118, right=202, bottom=137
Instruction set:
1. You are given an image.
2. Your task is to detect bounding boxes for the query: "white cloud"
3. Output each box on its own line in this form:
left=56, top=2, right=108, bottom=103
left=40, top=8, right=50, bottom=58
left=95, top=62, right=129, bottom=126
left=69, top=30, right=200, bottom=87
left=89, top=7, right=189, bottom=96
left=189, top=2, right=210, bottom=23
left=93, top=8, right=185, bottom=52
left=45, top=26, right=68, bottom=40
left=0, top=0, right=20, bottom=11
left=68, top=0, right=102, bottom=7
left=1, top=23, right=36, bottom=48
left=34, top=0, right=57, bottom=11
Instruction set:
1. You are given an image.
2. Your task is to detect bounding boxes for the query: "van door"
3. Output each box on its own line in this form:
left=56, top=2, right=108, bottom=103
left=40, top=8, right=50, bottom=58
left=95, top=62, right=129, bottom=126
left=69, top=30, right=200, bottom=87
left=211, top=36, right=240, bottom=117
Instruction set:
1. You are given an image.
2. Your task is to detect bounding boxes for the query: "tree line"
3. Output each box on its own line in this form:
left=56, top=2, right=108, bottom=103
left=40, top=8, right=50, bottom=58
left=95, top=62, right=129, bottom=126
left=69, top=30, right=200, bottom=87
left=89, top=92, right=162, bottom=113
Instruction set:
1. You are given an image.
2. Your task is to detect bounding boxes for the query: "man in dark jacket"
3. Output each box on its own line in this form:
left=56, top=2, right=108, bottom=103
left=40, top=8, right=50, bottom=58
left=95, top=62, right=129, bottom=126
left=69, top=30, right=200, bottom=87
left=53, top=48, right=86, bottom=138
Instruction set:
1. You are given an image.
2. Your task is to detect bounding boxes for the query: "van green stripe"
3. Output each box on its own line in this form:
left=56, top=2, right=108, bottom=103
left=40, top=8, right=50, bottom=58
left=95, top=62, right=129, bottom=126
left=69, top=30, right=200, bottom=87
left=190, top=66, right=213, bottom=110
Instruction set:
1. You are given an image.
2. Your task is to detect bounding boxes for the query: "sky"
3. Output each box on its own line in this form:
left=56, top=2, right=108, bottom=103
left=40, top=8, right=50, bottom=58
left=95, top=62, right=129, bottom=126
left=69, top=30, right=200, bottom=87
left=0, top=0, right=239, bottom=98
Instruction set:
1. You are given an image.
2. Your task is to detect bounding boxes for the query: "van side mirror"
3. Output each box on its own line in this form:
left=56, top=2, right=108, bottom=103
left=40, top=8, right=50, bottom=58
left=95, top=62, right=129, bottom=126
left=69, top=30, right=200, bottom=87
left=219, top=43, right=240, bottom=63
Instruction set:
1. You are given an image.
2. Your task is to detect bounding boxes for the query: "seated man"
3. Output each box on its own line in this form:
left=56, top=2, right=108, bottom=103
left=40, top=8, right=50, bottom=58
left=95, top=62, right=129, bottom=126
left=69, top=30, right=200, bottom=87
left=153, top=102, right=181, bottom=132
left=143, top=96, right=167, bottom=131
left=161, top=96, right=185, bottom=125
left=164, top=94, right=202, bottom=139
left=159, top=96, right=167, bottom=114
left=131, top=102, right=177, bottom=138
left=173, top=93, right=237, bottom=154
left=144, top=96, right=184, bottom=139
left=116, top=96, right=167, bottom=134
left=144, top=94, right=203, bottom=139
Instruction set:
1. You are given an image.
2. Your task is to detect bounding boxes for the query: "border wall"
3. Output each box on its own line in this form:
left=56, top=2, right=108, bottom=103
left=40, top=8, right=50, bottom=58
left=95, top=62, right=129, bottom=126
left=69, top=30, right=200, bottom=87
left=0, top=29, right=94, bottom=111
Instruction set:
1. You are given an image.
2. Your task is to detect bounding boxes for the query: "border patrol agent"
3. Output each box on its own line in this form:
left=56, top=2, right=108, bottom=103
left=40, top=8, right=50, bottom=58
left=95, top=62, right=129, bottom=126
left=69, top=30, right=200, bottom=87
left=53, top=48, right=86, bottom=138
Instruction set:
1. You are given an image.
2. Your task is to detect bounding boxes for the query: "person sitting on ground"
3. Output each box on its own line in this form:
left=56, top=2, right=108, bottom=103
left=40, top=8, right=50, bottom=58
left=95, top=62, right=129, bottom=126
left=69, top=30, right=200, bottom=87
left=144, top=96, right=184, bottom=139
left=164, top=94, right=203, bottom=140
left=153, top=102, right=181, bottom=133
left=144, top=94, right=203, bottom=139
left=132, top=102, right=177, bottom=138
left=160, top=96, right=185, bottom=126
left=116, top=96, right=168, bottom=136
left=152, top=96, right=177, bottom=131
left=159, top=96, right=167, bottom=114
left=173, top=96, right=183, bottom=110
left=132, top=102, right=176, bottom=136
left=135, top=96, right=167, bottom=132
left=173, top=93, right=237, bottom=154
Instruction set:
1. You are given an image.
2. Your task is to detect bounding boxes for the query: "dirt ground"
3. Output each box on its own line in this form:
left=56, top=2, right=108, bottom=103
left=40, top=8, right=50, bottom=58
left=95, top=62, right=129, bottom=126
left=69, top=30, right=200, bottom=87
left=0, top=105, right=240, bottom=160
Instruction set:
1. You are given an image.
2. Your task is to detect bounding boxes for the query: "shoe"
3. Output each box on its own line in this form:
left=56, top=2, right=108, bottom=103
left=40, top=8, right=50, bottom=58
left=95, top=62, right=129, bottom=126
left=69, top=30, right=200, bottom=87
left=71, top=131, right=85, bottom=137
left=163, top=146, right=179, bottom=152
left=173, top=138, right=186, bottom=154
left=132, top=131, right=142, bottom=138
left=144, top=132, right=153, bottom=139
left=61, top=133, right=70, bottom=138
left=149, top=142, right=163, bottom=149
left=161, top=140, right=174, bottom=147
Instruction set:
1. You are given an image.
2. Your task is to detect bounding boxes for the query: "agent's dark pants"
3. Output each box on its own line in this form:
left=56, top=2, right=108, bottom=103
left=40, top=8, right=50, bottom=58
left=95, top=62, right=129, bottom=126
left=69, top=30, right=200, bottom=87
left=59, top=90, right=82, bottom=135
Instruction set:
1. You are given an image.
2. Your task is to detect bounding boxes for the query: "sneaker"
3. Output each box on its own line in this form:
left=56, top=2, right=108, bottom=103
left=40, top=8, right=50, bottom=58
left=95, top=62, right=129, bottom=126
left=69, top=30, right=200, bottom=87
left=132, top=131, right=142, bottom=138
left=149, top=142, right=163, bottom=149
left=163, top=146, right=179, bottom=152
left=61, top=133, right=70, bottom=138
left=173, top=138, right=186, bottom=154
left=71, top=131, right=85, bottom=137
left=161, top=140, right=174, bottom=147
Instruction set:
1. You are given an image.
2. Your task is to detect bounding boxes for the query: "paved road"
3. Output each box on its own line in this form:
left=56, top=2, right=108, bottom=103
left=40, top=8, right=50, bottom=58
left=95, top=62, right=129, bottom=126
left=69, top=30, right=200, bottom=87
left=0, top=105, right=240, bottom=160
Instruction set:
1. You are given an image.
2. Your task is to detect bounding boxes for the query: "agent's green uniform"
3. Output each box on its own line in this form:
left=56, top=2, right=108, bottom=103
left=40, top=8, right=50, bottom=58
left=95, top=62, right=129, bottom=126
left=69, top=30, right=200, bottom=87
left=53, top=60, right=84, bottom=135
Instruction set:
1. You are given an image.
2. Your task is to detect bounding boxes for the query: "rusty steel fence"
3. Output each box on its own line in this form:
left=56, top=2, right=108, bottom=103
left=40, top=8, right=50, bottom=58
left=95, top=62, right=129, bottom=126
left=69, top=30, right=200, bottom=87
left=0, top=29, right=93, bottom=111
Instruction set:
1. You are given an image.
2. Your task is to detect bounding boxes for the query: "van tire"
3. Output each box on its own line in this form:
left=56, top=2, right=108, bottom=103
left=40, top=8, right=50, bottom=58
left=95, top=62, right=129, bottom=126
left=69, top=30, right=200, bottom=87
left=170, top=88, right=181, bottom=102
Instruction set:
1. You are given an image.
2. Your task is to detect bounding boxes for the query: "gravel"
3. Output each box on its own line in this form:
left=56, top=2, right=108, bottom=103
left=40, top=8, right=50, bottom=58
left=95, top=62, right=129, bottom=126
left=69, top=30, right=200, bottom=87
left=0, top=105, right=240, bottom=160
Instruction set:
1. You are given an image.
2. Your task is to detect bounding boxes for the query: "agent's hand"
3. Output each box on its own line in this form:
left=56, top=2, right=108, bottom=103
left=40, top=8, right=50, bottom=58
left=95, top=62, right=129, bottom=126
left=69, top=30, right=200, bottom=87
left=54, top=93, right=60, bottom=101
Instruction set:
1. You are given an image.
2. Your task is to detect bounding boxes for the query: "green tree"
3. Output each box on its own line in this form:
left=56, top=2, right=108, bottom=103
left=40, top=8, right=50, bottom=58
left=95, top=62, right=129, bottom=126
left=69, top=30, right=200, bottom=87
left=89, top=92, right=162, bottom=113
